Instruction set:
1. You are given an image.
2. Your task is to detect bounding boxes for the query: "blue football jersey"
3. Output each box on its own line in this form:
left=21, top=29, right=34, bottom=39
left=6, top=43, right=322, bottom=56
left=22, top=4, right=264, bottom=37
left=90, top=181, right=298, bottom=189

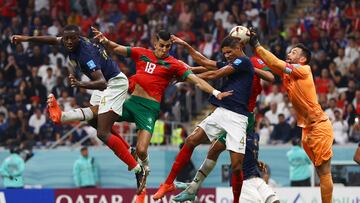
left=67, top=37, right=120, bottom=81
left=209, top=56, right=254, bottom=116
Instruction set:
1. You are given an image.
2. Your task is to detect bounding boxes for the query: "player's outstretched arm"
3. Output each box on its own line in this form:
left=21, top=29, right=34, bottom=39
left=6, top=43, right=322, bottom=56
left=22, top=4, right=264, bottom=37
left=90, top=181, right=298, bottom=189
left=255, top=68, right=275, bottom=82
left=196, top=65, right=236, bottom=80
left=185, top=74, right=233, bottom=100
left=246, top=29, right=286, bottom=74
left=171, top=35, right=217, bottom=70
left=11, top=35, right=61, bottom=45
left=92, top=27, right=127, bottom=56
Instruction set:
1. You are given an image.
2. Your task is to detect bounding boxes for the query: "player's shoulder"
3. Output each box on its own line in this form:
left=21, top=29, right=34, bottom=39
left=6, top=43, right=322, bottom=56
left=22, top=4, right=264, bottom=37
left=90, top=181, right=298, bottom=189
left=231, top=56, right=252, bottom=68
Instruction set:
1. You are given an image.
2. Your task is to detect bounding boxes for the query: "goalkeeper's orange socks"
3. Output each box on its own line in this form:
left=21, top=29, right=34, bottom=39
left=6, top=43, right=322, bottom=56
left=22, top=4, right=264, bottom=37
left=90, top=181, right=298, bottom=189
left=319, top=173, right=333, bottom=203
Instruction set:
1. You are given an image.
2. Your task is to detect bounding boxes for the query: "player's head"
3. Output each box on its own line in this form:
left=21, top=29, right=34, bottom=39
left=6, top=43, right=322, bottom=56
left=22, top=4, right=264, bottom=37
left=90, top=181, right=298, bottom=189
left=153, top=30, right=172, bottom=58
left=62, top=25, right=81, bottom=52
left=221, top=36, right=244, bottom=62
left=286, top=43, right=311, bottom=65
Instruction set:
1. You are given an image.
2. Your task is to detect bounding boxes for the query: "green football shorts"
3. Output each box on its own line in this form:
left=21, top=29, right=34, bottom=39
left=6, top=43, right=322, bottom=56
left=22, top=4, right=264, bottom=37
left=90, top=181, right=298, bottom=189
left=117, top=95, right=160, bottom=134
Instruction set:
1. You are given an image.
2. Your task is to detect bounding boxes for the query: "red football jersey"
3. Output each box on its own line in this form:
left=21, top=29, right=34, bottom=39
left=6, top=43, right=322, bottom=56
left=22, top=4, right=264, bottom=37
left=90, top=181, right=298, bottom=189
left=127, top=47, right=192, bottom=102
left=249, top=56, right=270, bottom=112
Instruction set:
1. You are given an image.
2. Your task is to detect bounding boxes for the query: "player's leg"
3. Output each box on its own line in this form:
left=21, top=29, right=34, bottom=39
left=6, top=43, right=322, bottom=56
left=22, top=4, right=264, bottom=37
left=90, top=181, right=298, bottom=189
left=254, top=177, right=280, bottom=203
left=153, top=127, right=210, bottom=200
left=222, top=109, right=247, bottom=203
left=229, top=151, right=244, bottom=203
left=154, top=108, right=226, bottom=200
left=303, top=120, right=334, bottom=203
left=47, top=93, right=97, bottom=123
left=173, top=139, right=226, bottom=202
left=240, top=179, right=263, bottom=203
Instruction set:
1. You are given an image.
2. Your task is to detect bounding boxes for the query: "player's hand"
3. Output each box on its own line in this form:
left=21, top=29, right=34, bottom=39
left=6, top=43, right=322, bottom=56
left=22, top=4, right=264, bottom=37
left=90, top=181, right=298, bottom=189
left=248, top=27, right=260, bottom=48
left=216, top=90, right=233, bottom=100
left=69, top=74, right=80, bottom=87
left=11, top=35, right=28, bottom=44
left=91, top=26, right=108, bottom=44
left=258, top=160, right=267, bottom=173
left=171, top=35, right=187, bottom=46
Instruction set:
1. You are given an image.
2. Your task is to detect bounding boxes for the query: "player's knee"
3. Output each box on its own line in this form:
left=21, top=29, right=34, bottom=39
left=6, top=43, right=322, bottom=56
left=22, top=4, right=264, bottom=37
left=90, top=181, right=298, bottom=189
left=96, top=131, right=109, bottom=143
left=184, top=135, right=202, bottom=148
left=136, top=145, right=147, bottom=158
left=231, top=162, right=243, bottom=172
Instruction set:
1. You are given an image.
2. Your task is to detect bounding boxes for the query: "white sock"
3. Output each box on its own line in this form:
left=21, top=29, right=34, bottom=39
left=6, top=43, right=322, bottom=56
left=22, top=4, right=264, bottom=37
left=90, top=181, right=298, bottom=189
left=61, top=107, right=94, bottom=122
left=131, top=164, right=142, bottom=173
left=138, top=156, right=150, bottom=173
left=187, top=159, right=216, bottom=194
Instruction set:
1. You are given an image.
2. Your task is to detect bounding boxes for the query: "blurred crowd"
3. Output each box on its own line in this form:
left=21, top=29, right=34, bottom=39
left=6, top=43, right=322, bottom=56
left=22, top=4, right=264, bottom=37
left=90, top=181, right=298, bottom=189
left=0, top=0, right=358, bottom=148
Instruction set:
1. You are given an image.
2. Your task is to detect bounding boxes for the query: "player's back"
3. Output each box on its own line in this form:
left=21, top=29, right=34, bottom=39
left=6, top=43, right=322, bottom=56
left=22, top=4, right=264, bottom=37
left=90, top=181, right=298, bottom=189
left=68, top=37, right=120, bottom=81
left=283, top=64, right=328, bottom=128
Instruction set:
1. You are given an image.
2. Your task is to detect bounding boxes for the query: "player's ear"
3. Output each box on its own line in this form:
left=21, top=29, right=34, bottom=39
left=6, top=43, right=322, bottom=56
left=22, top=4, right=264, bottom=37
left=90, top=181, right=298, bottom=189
left=299, top=55, right=307, bottom=64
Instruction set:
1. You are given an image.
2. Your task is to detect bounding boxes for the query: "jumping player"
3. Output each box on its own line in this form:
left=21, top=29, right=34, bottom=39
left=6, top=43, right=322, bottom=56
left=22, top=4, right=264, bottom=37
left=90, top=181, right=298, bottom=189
left=11, top=25, right=147, bottom=193
left=169, top=34, right=275, bottom=202
left=153, top=35, right=254, bottom=201
left=247, top=28, right=334, bottom=203
left=91, top=27, right=232, bottom=202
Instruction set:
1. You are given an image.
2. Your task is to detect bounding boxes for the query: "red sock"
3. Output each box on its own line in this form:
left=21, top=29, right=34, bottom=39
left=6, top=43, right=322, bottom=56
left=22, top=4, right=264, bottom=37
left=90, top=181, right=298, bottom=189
left=232, top=171, right=243, bottom=203
left=107, top=134, right=137, bottom=170
left=165, top=144, right=194, bottom=184
left=111, top=126, right=130, bottom=149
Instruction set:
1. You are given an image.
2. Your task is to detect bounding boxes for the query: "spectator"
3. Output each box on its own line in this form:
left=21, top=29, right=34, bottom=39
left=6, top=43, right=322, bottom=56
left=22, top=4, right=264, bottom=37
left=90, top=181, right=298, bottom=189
left=28, top=108, right=46, bottom=136
left=214, top=2, right=229, bottom=26
left=73, top=147, right=99, bottom=188
left=333, top=48, right=351, bottom=76
left=270, top=114, right=291, bottom=144
left=265, top=102, right=279, bottom=125
left=332, top=109, right=349, bottom=144
left=264, top=84, right=283, bottom=106
left=286, top=138, right=312, bottom=186
left=0, top=146, right=25, bottom=188
left=325, top=98, right=338, bottom=122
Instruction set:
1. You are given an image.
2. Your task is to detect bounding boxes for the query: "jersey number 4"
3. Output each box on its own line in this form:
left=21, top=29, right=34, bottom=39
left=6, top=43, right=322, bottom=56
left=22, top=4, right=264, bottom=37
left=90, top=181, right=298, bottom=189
left=145, top=62, right=156, bottom=74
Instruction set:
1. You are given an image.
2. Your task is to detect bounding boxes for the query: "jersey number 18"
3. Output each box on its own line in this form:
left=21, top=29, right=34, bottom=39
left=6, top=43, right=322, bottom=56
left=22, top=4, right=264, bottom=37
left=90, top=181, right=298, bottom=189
left=145, top=62, right=156, bottom=74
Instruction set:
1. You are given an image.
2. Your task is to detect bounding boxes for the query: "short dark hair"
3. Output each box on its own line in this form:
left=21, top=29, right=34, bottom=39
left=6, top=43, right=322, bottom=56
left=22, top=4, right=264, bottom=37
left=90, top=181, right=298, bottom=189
left=294, top=43, right=311, bottom=64
left=80, top=146, right=88, bottom=152
left=156, top=30, right=171, bottom=41
left=64, top=25, right=80, bottom=33
left=221, top=36, right=241, bottom=49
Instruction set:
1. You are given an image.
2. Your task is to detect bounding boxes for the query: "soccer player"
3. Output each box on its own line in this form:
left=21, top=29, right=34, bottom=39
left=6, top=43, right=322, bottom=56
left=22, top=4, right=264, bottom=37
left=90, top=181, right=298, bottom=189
left=91, top=27, right=232, bottom=201
left=153, top=35, right=254, bottom=200
left=11, top=25, right=147, bottom=193
left=169, top=35, right=275, bottom=202
left=247, top=28, right=334, bottom=203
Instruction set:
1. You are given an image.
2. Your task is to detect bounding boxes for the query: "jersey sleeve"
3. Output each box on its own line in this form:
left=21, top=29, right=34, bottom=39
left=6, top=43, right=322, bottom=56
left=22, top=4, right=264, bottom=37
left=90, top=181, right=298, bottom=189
left=230, top=57, right=252, bottom=72
left=174, top=61, right=193, bottom=80
left=283, top=63, right=310, bottom=79
left=126, top=47, right=144, bottom=61
left=216, top=61, right=228, bottom=69
left=79, top=50, right=101, bottom=72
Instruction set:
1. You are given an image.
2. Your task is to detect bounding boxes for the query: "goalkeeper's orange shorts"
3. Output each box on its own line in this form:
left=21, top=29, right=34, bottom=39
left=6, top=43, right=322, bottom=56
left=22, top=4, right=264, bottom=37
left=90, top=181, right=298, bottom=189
left=302, top=119, right=333, bottom=166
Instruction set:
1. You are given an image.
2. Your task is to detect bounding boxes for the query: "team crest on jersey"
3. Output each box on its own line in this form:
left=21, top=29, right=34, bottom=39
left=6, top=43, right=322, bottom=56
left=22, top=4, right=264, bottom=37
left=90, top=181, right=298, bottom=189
left=257, top=59, right=264, bottom=64
left=86, top=60, right=96, bottom=69
left=233, top=58, right=242, bottom=65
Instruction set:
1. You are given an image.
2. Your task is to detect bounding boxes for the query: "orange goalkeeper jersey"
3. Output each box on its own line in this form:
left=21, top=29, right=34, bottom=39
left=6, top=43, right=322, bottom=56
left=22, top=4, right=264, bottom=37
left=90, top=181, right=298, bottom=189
left=281, top=63, right=328, bottom=128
